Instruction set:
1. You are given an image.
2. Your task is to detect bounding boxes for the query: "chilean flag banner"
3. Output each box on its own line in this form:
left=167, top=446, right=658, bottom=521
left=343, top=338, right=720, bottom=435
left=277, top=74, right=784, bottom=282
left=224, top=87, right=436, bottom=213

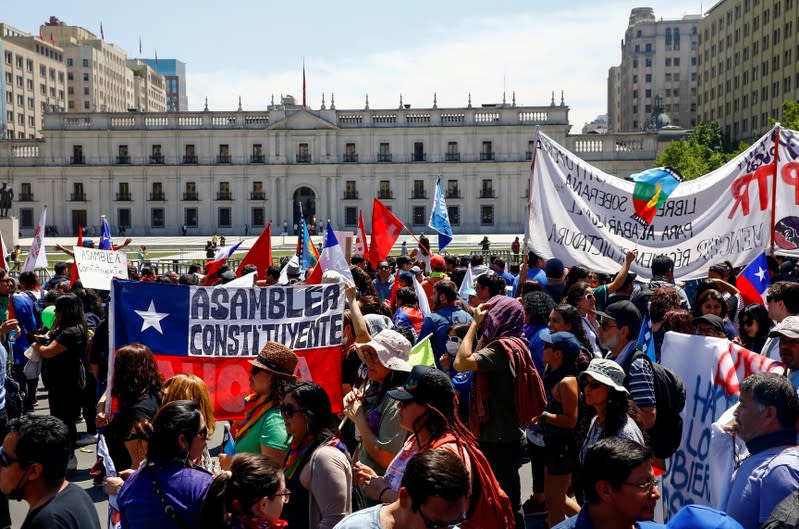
left=110, top=280, right=345, bottom=419
left=736, top=252, right=770, bottom=306
left=307, top=222, right=354, bottom=284
left=205, top=240, right=243, bottom=278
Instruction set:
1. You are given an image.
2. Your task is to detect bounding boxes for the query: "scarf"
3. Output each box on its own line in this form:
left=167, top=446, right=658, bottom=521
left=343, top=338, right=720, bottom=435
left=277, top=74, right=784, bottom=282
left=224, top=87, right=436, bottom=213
left=230, top=394, right=275, bottom=443
left=745, top=429, right=797, bottom=455
left=230, top=515, right=288, bottom=529
left=283, top=434, right=349, bottom=481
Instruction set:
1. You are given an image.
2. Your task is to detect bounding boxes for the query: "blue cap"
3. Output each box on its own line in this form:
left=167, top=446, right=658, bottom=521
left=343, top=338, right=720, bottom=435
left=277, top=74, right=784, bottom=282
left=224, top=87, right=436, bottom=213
left=540, top=330, right=582, bottom=358
left=637, top=505, right=744, bottom=529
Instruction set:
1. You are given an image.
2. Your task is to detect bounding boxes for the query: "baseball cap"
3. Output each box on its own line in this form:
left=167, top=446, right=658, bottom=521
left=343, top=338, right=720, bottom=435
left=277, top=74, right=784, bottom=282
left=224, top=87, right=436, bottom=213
left=357, top=329, right=412, bottom=372
left=387, top=365, right=455, bottom=407
left=540, top=330, right=582, bottom=359
left=579, top=358, right=628, bottom=394
left=637, top=504, right=743, bottom=529
left=693, top=314, right=725, bottom=335
left=595, top=300, right=642, bottom=330
left=431, top=255, right=446, bottom=271
left=769, top=315, right=799, bottom=339
left=545, top=258, right=565, bottom=279
left=399, top=271, right=415, bottom=285
left=410, top=266, right=423, bottom=275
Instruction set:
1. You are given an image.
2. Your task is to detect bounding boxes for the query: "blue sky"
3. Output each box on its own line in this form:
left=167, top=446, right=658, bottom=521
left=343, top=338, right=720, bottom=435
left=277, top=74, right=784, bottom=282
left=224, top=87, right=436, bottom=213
left=13, top=1, right=703, bottom=130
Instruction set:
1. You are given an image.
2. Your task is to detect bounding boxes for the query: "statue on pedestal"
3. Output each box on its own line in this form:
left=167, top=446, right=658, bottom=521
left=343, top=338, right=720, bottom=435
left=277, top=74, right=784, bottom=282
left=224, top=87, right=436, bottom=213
left=0, top=184, right=13, bottom=217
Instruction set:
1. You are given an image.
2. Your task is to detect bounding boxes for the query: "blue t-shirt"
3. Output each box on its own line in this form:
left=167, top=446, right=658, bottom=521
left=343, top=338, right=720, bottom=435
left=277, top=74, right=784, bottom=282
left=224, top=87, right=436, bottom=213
left=418, top=305, right=473, bottom=368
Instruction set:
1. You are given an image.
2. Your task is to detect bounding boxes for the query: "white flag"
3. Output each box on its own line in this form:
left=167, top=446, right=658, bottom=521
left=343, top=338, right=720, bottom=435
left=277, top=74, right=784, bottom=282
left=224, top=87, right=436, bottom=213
left=413, top=275, right=431, bottom=317
left=22, top=206, right=47, bottom=272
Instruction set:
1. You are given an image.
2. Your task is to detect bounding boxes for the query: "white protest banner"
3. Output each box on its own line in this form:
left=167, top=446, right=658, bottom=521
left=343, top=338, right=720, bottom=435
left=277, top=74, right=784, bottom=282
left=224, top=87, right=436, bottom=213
left=73, top=246, right=128, bottom=290
left=526, top=128, right=778, bottom=280
left=659, top=332, right=783, bottom=518
left=775, top=127, right=799, bottom=257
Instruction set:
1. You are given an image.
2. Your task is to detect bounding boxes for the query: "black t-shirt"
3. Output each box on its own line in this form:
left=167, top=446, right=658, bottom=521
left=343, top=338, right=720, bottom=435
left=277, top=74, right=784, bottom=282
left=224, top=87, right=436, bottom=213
left=42, top=326, right=86, bottom=392
left=105, top=393, right=160, bottom=471
left=21, top=482, right=100, bottom=529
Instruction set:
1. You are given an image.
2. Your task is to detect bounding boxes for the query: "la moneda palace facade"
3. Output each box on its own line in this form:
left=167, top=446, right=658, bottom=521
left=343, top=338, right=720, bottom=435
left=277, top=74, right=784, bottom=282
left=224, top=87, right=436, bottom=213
left=0, top=98, right=659, bottom=237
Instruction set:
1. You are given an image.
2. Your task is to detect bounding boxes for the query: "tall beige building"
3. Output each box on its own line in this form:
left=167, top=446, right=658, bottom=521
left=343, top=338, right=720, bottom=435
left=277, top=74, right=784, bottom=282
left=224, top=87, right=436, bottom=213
left=607, top=66, right=622, bottom=131
left=697, top=0, right=799, bottom=144
left=1, top=23, right=67, bottom=139
left=610, top=8, right=701, bottom=132
left=41, top=18, right=135, bottom=112
left=127, top=60, right=167, bottom=113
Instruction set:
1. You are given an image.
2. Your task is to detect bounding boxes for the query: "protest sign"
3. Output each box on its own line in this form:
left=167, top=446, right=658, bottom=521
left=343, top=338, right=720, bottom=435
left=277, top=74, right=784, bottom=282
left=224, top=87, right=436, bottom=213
left=73, top=246, right=128, bottom=290
left=659, top=332, right=783, bottom=518
left=526, top=128, right=780, bottom=280
left=776, top=127, right=799, bottom=257
left=110, top=280, right=345, bottom=420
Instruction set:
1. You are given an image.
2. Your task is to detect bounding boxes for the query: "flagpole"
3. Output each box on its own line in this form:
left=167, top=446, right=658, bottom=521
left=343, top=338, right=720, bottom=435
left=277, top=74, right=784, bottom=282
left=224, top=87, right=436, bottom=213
left=769, top=124, right=780, bottom=256
left=524, top=127, right=541, bottom=254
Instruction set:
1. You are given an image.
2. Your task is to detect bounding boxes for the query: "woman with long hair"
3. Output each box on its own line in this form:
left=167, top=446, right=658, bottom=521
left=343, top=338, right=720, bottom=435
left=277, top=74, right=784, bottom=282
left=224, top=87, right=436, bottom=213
left=163, top=373, right=217, bottom=472
left=548, top=303, right=593, bottom=371
left=695, top=288, right=738, bottom=339
left=32, top=292, right=89, bottom=464
left=738, top=303, right=773, bottom=354
left=531, top=331, right=581, bottom=528
left=200, top=454, right=289, bottom=529
left=118, top=400, right=213, bottom=529
left=223, top=342, right=297, bottom=467
left=565, top=282, right=602, bottom=356
left=280, top=382, right=351, bottom=529
left=354, top=365, right=515, bottom=529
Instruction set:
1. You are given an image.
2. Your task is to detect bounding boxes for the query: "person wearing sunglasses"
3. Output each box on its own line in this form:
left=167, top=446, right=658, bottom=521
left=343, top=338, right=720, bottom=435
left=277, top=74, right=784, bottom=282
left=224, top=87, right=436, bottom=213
left=737, top=303, right=773, bottom=355
left=578, top=359, right=645, bottom=466
left=566, top=282, right=604, bottom=358
left=201, top=453, right=290, bottom=529
left=224, top=343, right=297, bottom=467
left=118, top=400, right=213, bottom=529
left=554, top=438, right=659, bottom=529
left=334, top=450, right=469, bottom=529
left=280, top=382, right=351, bottom=529
left=162, top=374, right=217, bottom=472
left=0, top=415, right=100, bottom=529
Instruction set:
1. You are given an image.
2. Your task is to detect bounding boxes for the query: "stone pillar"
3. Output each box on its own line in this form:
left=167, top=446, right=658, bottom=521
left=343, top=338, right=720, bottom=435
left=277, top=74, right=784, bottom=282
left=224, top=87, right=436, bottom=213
left=0, top=217, right=19, bottom=249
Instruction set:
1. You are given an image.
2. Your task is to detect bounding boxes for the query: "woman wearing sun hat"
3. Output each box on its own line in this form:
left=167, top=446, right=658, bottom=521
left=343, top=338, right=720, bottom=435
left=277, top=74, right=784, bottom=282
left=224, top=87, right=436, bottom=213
left=225, top=342, right=298, bottom=465
left=578, top=358, right=645, bottom=464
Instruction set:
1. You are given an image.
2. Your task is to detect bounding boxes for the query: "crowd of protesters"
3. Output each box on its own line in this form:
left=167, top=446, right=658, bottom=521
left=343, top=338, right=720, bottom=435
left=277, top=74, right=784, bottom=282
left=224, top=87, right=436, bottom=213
left=0, top=238, right=798, bottom=529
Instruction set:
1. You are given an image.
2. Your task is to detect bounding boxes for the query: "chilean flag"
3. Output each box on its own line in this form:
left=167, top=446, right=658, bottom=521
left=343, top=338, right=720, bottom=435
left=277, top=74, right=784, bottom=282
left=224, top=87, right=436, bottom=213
left=737, top=252, right=771, bottom=306
left=205, top=240, right=243, bottom=279
left=307, top=222, right=354, bottom=284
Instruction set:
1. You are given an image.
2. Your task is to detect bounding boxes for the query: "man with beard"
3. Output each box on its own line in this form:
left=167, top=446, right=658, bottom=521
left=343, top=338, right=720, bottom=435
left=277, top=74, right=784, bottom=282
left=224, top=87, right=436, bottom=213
left=419, top=280, right=472, bottom=369
left=0, top=415, right=99, bottom=529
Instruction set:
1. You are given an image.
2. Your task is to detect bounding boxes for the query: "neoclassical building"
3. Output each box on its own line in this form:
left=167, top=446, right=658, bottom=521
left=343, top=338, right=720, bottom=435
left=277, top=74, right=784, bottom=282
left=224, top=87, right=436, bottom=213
left=0, top=97, right=660, bottom=236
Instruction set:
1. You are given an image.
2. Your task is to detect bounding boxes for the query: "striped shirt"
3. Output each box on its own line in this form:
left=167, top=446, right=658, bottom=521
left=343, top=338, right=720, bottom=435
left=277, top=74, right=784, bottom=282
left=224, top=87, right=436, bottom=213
left=610, top=341, right=656, bottom=409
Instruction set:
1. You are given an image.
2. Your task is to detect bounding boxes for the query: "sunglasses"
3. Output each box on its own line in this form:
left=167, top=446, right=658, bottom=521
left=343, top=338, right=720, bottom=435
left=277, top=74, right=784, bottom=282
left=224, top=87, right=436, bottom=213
left=196, top=426, right=209, bottom=440
left=599, top=320, right=617, bottom=329
left=583, top=380, right=604, bottom=389
left=280, top=405, right=307, bottom=418
left=447, top=336, right=462, bottom=344
left=250, top=365, right=265, bottom=376
left=0, top=447, right=31, bottom=468
left=378, top=265, right=390, bottom=270
left=741, top=320, right=754, bottom=326
left=582, top=293, right=595, bottom=301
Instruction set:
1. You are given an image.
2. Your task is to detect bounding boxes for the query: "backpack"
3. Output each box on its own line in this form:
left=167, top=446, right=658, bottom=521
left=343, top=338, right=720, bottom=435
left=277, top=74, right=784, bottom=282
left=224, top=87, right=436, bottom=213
left=431, top=435, right=516, bottom=529
left=621, top=349, right=686, bottom=459
left=4, top=375, right=23, bottom=420
left=762, top=489, right=799, bottom=529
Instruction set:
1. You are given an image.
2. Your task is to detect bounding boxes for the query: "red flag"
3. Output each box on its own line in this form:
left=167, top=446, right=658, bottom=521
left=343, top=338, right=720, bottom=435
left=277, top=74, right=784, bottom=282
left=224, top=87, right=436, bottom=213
left=369, top=199, right=404, bottom=268
left=236, top=222, right=272, bottom=280
left=0, top=232, right=8, bottom=271
left=354, top=209, right=369, bottom=256
left=69, top=226, right=83, bottom=285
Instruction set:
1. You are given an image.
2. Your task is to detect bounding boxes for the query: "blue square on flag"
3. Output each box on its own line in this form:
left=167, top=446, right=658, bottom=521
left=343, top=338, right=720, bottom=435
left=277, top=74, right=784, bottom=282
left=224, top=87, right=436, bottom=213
left=113, top=280, right=190, bottom=356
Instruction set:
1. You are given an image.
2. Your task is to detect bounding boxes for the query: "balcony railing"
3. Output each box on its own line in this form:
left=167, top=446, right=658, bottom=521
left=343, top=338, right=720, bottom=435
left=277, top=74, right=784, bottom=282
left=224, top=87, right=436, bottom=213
left=343, top=153, right=358, bottom=162
left=71, top=155, right=85, bottom=165
left=217, top=155, right=231, bottom=164
left=70, top=192, right=87, bottom=201
left=445, top=190, right=461, bottom=199
left=377, top=153, right=392, bottom=162
left=343, top=191, right=359, bottom=200
left=411, top=191, right=427, bottom=199
left=183, top=155, right=198, bottom=164
left=377, top=190, right=393, bottom=199
left=18, top=193, right=34, bottom=202
left=150, top=154, right=164, bottom=164
left=250, top=191, right=266, bottom=200
left=479, top=152, right=495, bottom=161
left=296, top=153, right=311, bottom=163
left=479, top=189, right=496, bottom=199
left=183, top=192, right=199, bottom=201
left=216, top=192, right=233, bottom=200
left=115, top=192, right=132, bottom=201
left=250, top=154, right=265, bottom=163
left=411, top=153, right=426, bottom=162
left=445, top=152, right=460, bottom=162
left=149, top=192, right=166, bottom=201
left=116, top=155, right=130, bottom=164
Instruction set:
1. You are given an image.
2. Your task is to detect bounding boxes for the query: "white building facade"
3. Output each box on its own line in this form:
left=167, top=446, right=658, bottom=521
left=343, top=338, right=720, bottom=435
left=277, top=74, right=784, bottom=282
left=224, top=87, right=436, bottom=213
left=0, top=101, right=661, bottom=236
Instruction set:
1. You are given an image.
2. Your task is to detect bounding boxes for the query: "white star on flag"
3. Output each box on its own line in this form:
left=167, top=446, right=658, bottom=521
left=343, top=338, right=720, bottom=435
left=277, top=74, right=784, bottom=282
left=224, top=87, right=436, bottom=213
left=755, top=267, right=766, bottom=282
left=135, top=300, right=168, bottom=334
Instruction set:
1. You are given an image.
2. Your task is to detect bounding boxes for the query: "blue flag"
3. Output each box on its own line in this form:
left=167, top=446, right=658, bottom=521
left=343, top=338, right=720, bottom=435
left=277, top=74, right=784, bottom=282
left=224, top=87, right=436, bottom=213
left=99, top=217, right=112, bottom=250
left=428, top=178, right=453, bottom=250
left=635, top=314, right=656, bottom=362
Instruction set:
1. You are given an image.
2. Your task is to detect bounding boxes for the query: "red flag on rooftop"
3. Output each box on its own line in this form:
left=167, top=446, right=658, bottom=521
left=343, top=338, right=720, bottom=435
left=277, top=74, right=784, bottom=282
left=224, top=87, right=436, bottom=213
left=236, top=221, right=272, bottom=280
left=369, top=199, right=404, bottom=268
left=69, top=225, right=82, bottom=286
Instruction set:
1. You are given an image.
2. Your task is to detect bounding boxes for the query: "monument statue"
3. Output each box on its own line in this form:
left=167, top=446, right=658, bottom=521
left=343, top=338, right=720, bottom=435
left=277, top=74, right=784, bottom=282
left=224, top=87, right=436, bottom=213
left=0, top=184, right=13, bottom=217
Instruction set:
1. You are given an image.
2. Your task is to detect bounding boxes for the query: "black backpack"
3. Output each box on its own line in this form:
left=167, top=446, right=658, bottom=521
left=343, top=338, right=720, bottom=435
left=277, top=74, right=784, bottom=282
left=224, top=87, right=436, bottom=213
left=4, top=375, right=23, bottom=420
left=622, top=349, right=686, bottom=459
left=762, top=489, right=799, bottom=529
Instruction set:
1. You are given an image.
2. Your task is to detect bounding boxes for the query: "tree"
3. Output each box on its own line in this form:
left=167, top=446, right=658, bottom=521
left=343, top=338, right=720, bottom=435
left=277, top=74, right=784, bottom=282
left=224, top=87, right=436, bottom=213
left=655, top=123, right=735, bottom=180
